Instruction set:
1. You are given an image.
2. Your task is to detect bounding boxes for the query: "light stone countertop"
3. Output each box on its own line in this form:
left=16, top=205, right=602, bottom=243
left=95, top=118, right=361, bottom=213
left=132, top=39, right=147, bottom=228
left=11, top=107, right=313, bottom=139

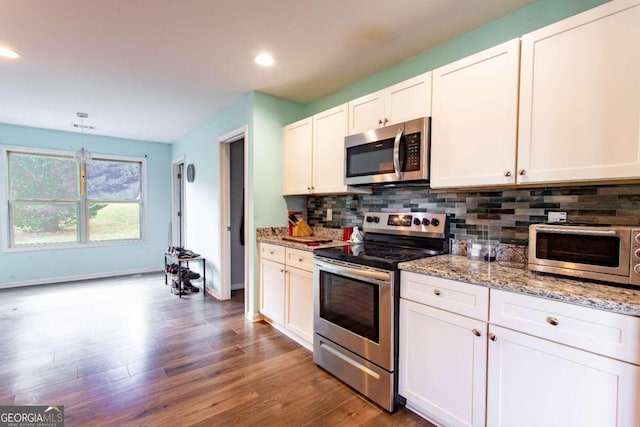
left=399, top=255, right=640, bottom=317
left=257, top=236, right=347, bottom=252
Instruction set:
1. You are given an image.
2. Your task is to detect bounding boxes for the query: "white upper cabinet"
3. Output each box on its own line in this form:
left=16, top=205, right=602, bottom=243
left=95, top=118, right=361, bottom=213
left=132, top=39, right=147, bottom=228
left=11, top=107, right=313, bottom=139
left=348, top=72, right=432, bottom=135
left=283, top=104, right=370, bottom=196
left=431, top=39, right=520, bottom=188
left=313, top=103, right=351, bottom=194
left=517, top=0, right=640, bottom=184
left=282, top=117, right=313, bottom=195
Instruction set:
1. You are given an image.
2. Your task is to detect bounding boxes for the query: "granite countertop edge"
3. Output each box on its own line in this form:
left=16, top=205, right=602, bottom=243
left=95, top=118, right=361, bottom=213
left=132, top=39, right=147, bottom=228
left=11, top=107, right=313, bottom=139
left=399, top=255, right=640, bottom=317
left=257, top=236, right=347, bottom=252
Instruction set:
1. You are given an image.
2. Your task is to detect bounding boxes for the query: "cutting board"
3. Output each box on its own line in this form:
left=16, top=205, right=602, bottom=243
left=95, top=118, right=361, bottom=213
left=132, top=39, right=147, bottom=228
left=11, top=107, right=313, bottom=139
left=282, top=236, right=333, bottom=244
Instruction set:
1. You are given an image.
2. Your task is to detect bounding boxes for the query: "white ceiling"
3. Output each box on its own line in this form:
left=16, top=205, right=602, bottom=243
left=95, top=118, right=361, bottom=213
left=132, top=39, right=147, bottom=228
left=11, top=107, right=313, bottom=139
left=0, top=0, right=533, bottom=143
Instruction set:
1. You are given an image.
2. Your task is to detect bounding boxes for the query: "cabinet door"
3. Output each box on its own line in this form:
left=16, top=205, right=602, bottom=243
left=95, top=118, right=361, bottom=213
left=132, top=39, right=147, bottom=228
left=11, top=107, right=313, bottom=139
left=313, top=103, right=349, bottom=194
left=259, top=258, right=285, bottom=325
left=517, top=0, right=640, bottom=184
left=386, top=72, right=432, bottom=127
left=431, top=39, right=519, bottom=188
left=348, top=90, right=386, bottom=135
left=399, top=299, right=487, bottom=427
left=285, top=266, right=313, bottom=344
left=282, top=117, right=313, bottom=195
left=487, top=325, right=640, bottom=427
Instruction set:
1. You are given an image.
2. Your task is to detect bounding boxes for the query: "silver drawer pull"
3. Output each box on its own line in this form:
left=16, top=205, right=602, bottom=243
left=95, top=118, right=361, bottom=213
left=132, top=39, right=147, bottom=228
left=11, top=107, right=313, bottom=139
left=433, top=289, right=441, bottom=296
left=489, top=333, right=497, bottom=342
left=298, top=258, right=304, bottom=262
left=472, top=329, right=481, bottom=337
left=269, top=251, right=275, bottom=255
left=546, top=316, right=560, bottom=326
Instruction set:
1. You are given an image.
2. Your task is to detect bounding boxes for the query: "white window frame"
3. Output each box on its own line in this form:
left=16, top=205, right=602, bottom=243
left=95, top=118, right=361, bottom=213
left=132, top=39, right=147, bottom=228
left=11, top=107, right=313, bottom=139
left=1, top=145, right=147, bottom=252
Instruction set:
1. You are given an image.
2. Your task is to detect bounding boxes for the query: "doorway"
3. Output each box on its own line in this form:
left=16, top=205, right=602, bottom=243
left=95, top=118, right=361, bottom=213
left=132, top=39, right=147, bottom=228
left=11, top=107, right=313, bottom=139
left=171, top=158, right=186, bottom=247
left=219, top=126, right=249, bottom=310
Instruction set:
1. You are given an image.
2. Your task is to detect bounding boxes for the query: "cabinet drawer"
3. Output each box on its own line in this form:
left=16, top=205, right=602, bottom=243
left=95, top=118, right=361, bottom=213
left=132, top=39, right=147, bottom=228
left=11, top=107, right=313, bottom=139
left=285, top=248, right=314, bottom=272
left=490, top=289, right=640, bottom=365
left=401, top=272, right=489, bottom=321
left=260, top=243, right=285, bottom=263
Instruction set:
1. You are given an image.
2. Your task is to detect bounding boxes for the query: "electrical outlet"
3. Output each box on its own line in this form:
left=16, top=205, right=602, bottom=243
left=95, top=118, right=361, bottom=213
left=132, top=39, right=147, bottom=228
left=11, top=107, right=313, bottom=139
left=548, top=211, right=567, bottom=223
left=326, top=208, right=333, bottom=221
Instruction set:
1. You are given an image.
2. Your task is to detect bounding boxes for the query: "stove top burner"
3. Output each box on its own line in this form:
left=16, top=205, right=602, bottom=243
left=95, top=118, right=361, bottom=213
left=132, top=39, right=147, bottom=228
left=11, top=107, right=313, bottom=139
left=314, top=242, right=444, bottom=270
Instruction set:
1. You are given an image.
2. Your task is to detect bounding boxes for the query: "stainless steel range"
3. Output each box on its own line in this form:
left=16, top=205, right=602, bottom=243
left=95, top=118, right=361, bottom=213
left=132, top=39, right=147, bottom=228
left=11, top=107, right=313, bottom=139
left=313, top=212, right=449, bottom=412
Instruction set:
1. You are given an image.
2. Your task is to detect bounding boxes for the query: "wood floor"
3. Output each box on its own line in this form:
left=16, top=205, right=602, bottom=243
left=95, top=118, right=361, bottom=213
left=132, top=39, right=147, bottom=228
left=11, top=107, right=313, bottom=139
left=0, top=273, right=435, bottom=426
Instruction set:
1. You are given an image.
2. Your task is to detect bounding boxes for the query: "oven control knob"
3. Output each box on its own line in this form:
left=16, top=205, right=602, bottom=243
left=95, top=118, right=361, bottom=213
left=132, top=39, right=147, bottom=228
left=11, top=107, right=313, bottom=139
left=635, top=264, right=640, bottom=275
left=422, top=218, right=430, bottom=226
left=431, top=218, right=440, bottom=227
left=635, top=233, right=640, bottom=245
left=413, top=218, right=421, bottom=226
left=366, top=216, right=374, bottom=223
left=373, top=216, right=380, bottom=223
left=635, top=248, right=640, bottom=260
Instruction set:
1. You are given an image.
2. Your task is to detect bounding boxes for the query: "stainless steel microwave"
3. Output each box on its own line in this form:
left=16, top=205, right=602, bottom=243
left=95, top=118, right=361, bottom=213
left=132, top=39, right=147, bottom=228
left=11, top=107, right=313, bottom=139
left=529, top=223, right=640, bottom=286
left=344, top=117, right=429, bottom=185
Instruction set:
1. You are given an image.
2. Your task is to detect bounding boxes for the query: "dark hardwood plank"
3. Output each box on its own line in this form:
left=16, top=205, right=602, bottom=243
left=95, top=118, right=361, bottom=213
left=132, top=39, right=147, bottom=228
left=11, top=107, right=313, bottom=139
left=0, top=273, right=435, bottom=426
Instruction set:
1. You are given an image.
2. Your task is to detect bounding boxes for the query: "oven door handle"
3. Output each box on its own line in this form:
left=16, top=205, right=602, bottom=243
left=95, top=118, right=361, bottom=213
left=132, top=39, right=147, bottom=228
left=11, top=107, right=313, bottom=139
left=393, top=128, right=404, bottom=180
left=540, top=228, right=619, bottom=236
left=315, top=260, right=391, bottom=285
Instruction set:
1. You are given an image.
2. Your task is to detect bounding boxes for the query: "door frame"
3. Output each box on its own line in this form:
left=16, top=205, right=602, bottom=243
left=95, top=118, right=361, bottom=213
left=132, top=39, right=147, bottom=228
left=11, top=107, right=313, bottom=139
left=218, top=126, right=249, bottom=310
left=170, top=156, right=186, bottom=248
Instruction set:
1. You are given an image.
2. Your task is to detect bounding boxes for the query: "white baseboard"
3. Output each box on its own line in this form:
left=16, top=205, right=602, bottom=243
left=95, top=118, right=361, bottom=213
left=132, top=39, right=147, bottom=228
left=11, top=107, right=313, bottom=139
left=0, top=268, right=162, bottom=290
left=231, top=281, right=244, bottom=290
left=246, top=311, right=263, bottom=322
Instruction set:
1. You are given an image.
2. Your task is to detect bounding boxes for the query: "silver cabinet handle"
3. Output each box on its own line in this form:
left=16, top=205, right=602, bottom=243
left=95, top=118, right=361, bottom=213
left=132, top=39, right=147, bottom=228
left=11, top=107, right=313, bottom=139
left=504, top=171, right=512, bottom=177
left=433, top=289, right=441, bottom=296
left=489, top=333, right=497, bottom=341
left=280, top=269, right=285, bottom=273
left=472, top=329, right=481, bottom=337
left=378, top=119, right=383, bottom=125
left=519, top=169, right=526, bottom=176
left=392, top=128, right=404, bottom=180
left=298, top=258, right=304, bottom=262
left=269, top=251, right=275, bottom=255
left=546, top=316, right=559, bottom=326
left=384, top=118, right=389, bottom=124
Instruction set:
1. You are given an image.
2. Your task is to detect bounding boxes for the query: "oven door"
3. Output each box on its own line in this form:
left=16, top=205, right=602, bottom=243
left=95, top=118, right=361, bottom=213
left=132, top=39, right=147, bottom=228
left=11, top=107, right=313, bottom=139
left=529, top=225, right=631, bottom=282
left=313, top=257, right=394, bottom=370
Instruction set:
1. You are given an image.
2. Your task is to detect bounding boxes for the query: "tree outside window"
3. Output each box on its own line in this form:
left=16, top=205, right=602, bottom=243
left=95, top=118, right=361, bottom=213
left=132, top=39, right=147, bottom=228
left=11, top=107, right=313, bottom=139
left=6, top=149, right=144, bottom=247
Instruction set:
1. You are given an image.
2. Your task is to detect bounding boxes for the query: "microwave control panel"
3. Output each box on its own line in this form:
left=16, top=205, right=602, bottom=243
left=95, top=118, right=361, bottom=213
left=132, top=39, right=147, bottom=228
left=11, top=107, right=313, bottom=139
left=404, top=133, right=421, bottom=172
left=631, top=229, right=640, bottom=286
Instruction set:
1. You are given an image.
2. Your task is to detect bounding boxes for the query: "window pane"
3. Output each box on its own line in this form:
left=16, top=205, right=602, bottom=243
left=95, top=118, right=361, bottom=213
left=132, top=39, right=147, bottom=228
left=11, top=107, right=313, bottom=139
left=9, top=152, right=78, bottom=199
left=12, top=201, right=78, bottom=245
left=89, top=202, right=141, bottom=241
left=86, top=159, right=141, bottom=200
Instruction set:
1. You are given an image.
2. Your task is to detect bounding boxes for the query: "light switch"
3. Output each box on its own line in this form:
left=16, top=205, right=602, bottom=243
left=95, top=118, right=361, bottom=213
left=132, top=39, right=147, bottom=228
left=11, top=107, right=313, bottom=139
left=326, top=208, right=333, bottom=221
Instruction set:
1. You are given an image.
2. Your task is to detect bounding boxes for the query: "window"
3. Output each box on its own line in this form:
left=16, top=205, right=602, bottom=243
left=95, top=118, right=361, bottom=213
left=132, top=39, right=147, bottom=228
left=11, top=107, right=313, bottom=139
left=4, top=146, right=145, bottom=249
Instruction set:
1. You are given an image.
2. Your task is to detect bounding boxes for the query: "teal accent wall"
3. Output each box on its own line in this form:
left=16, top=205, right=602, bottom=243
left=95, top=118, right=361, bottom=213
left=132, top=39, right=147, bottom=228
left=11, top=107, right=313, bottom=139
left=0, top=122, right=172, bottom=286
left=305, top=0, right=608, bottom=116
left=171, top=92, right=304, bottom=315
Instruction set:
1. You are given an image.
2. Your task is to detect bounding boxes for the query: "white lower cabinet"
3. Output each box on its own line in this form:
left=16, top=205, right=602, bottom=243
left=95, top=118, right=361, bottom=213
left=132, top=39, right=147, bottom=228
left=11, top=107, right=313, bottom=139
left=399, top=272, right=489, bottom=427
left=284, top=263, right=313, bottom=344
left=486, top=324, right=640, bottom=427
left=259, top=243, right=313, bottom=349
left=400, top=299, right=487, bottom=427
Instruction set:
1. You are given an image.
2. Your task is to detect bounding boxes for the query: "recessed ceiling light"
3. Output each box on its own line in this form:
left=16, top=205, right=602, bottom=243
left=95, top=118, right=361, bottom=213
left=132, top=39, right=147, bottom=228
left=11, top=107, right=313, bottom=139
left=0, top=47, right=20, bottom=59
left=254, top=53, right=275, bottom=67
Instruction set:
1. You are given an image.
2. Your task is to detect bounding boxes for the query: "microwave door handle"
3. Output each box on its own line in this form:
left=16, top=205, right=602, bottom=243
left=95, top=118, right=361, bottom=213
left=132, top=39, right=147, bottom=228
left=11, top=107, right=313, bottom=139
left=393, top=128, right=404, bottom=180
left=541, top=228, right=619, bottom=236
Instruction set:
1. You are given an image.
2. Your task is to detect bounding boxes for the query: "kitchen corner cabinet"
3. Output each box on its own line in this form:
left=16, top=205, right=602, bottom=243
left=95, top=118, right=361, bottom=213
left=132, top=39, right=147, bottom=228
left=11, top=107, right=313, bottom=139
left=348, top=72, right=432, bottom=135
left=399, top=272, right=489, bottom=427
left=430, top=39, right=520, bottom=189
left=517, top=0, right=640, bottom=184
left=283, top=104, right=369, bottom=196
left=486, top=289, right=640, bottom=427
left=259, top=243, right=313, bottom=348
